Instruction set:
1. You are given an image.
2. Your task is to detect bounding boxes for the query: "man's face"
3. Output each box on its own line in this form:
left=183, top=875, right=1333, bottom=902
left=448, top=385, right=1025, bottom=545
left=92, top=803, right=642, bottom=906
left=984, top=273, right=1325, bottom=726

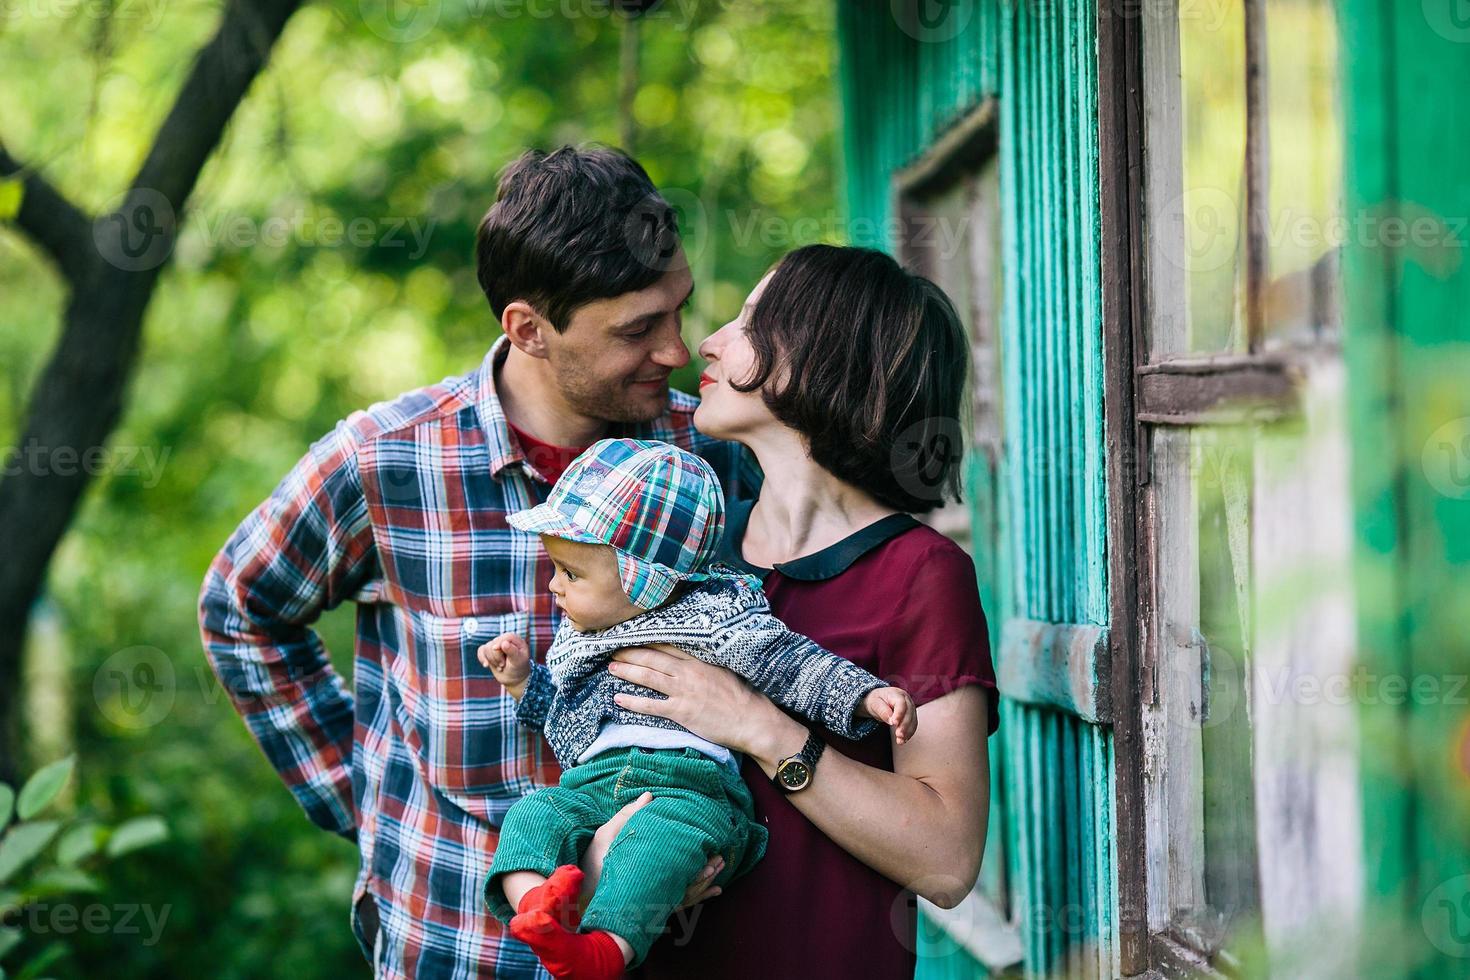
left=541, top=255, right=694, bottom=424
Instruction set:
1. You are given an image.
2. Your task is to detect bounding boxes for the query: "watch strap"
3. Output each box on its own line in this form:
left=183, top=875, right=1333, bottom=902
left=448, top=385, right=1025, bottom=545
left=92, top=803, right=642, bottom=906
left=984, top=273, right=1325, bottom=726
left=772, top=731, right=826, bottom=791
left=798, top=731, right=826, bottom=768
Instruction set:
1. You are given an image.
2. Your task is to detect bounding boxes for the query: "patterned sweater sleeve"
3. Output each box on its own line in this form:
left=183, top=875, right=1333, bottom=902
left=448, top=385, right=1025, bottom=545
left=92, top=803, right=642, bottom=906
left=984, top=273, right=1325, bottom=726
left=515, top=662, right=555, bottom=730
left=697, top=607, right=886, bottom=741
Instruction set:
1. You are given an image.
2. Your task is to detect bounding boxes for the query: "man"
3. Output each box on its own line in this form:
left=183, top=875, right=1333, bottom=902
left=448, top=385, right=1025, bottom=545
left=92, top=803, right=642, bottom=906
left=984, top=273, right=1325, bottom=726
left=199, top=147, right=757, bottom=978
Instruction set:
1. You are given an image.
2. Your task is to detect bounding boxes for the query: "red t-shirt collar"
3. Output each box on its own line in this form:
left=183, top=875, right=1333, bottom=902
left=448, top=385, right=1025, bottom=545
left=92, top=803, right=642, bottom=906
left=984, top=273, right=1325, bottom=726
left=506, top=420, right=592, bottom=487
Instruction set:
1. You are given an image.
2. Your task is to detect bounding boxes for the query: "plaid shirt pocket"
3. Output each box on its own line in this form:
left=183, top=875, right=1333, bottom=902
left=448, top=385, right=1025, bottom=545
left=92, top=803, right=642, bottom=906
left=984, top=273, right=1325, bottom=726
left=392, top=607, right=540, bottom=824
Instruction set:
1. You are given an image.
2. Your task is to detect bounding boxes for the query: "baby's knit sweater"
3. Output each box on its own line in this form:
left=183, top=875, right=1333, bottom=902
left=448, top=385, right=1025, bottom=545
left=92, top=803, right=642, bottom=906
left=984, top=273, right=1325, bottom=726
left=515, top=566, right=886, bottom=769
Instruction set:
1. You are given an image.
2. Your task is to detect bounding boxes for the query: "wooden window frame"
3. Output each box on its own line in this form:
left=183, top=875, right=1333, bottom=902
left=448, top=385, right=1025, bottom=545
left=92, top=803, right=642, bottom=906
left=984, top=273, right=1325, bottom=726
left=1128, top=0, right=1275, bottom=969
left=1096, top=1, right=1150, bottom=973
left=888, top=100, right=1025, bottom=976
left=892, top=101, right=1007, bottom=556
left=1133, top=0, right=1333, bottom=424
left=1116, top=0, right=1356, bottom=974
left=893, top=102, right=998, bottom=207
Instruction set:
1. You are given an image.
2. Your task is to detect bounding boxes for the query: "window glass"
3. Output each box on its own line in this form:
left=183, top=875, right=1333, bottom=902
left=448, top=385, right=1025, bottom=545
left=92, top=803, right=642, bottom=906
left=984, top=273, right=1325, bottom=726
left=1176, top=2, right=1249, bottom=354
left=1264, top=0, right=1343, bottom=347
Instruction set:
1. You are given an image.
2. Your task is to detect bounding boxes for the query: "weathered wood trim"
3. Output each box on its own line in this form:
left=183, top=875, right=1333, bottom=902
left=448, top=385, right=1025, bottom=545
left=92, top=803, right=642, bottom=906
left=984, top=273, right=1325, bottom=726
left=1135, top=354, right=1305, bottom=425
left=892, top=100, right=999, bottom=202
left=1097, top=0, right=1150, bottom=971
left=1243, top=0, right=1270, bottom=354
left=1138, top=434, right=1210, bottom=935
left=1134, top=0, right=1212, bottom=936
left=997, top=619, right=1112, bottom=726
left=1148, top=931, right=1231, bottom=980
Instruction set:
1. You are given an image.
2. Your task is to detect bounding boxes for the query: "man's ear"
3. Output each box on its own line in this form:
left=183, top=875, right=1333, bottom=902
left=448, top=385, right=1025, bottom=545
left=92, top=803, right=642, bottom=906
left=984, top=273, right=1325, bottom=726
left=501, top=300, right=555, bottom=358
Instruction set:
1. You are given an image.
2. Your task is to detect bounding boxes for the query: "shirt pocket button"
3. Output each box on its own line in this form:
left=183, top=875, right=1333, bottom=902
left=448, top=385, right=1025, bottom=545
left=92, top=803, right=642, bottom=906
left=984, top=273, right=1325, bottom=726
left=464, top=617, right=480, bottom=634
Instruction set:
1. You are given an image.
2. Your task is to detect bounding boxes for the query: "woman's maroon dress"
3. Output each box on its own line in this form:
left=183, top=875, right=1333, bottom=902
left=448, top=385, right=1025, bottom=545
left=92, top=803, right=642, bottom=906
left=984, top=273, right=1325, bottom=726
left=637, top=502, right=999, bottom=979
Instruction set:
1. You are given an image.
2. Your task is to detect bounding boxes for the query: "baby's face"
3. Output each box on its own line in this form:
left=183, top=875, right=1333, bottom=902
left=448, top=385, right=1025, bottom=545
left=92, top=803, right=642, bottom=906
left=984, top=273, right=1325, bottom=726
left=541, top=535, right=642, bottom=632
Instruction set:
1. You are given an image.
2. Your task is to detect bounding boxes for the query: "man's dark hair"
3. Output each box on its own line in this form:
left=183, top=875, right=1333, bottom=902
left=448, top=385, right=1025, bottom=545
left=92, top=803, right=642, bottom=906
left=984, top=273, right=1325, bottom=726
left=736, top=245, right=969, bottom=513
left=475, top=146, right=679, bottom=331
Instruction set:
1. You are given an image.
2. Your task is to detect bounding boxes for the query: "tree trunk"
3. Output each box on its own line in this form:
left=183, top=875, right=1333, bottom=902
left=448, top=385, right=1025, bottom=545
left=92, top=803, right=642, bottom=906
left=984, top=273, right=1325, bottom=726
left=0, top=0, right=305, bottom=782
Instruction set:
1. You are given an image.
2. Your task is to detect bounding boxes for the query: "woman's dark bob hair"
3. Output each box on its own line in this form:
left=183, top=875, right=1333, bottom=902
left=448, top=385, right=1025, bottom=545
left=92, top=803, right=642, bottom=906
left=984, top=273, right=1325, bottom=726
left=735, top=244, right=969, bottom=514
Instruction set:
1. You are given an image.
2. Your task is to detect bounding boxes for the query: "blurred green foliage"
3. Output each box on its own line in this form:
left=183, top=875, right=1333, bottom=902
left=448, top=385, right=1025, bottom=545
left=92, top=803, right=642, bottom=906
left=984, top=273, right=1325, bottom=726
left=0, top=755, right=170, bottom=978
left=1, top=0, right=839, bottom=974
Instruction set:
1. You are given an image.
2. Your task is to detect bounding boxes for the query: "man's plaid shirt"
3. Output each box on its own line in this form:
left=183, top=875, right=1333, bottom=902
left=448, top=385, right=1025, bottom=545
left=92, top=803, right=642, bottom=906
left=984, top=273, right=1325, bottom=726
left=198, top=337, right=756, bottom=978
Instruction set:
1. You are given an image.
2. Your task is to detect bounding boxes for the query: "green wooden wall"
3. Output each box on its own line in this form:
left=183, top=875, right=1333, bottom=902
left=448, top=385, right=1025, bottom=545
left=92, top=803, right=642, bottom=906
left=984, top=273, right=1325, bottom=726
left=995, top=1, right=1115, bottom=975
left=837, top=1, right=1002, bottom=233
left=1341, top=1, right=1470, bottom=975
left=838, top=2, right=1116, bottom=977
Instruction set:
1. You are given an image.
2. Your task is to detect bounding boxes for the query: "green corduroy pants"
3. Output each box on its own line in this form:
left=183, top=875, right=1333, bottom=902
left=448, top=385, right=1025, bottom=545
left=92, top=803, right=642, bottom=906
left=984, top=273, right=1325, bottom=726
left=484, top=745, right=768, bottom=966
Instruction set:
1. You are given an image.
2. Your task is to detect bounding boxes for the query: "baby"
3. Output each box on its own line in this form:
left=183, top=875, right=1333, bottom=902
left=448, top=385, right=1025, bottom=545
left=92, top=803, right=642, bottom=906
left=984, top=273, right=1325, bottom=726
left=477, top=437, right=915, bottom=979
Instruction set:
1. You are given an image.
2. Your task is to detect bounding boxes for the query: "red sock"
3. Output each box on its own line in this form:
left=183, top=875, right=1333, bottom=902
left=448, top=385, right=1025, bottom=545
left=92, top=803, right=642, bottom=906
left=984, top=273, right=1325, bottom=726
left=509, top=909, right=625, bottom=980
left=515, top=864, right=584, bottom=930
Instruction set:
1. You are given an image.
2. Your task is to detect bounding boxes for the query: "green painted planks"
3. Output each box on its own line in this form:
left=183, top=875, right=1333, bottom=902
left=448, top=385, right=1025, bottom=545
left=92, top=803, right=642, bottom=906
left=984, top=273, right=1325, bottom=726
left=915, top=924, right=990, bottom=979
left=837, top=4, right=1117, bottom=978
left=1000, top=702, right=1116, bottom=978
left=1000, top=0, right=1107, bottom=629
left=837, top=0, right=1003, bottom=243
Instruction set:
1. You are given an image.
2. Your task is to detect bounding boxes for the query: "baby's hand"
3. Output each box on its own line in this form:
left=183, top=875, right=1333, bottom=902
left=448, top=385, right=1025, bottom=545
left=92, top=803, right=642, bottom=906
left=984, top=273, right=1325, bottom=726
left=862, top=687, right=917, bottom=745
left=477, top=632, right=531, bottom=700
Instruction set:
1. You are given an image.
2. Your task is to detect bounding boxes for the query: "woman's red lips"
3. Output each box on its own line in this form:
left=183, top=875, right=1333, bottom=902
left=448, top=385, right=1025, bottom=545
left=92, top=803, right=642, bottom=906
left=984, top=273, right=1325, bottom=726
left=698, top=372, right=716, bottom=388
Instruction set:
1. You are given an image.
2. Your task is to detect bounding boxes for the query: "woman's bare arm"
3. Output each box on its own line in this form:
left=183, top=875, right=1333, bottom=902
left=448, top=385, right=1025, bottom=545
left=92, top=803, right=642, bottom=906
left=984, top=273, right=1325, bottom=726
left=608, top=646, right=991, bottom=908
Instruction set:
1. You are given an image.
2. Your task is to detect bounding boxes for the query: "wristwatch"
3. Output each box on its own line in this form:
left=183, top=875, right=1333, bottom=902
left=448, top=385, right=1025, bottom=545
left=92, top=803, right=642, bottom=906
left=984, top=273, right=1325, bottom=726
left=772, top=731, right=826, bottom=792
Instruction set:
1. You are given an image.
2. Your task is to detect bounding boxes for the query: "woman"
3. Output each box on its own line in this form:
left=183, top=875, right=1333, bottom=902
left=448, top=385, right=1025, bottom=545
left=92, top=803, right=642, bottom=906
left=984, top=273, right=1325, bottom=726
left=599, top=244, right=1001, bottom=978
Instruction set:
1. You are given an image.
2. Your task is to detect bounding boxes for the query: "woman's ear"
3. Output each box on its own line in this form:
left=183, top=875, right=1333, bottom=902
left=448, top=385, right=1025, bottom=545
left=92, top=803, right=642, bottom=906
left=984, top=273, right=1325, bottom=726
left=501, top=300, right=553, bottom=358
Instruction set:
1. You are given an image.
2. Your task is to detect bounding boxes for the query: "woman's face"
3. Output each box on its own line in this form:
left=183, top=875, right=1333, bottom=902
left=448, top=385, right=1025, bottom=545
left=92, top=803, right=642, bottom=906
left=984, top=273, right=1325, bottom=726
left=694, top=271, right=781, bottom=440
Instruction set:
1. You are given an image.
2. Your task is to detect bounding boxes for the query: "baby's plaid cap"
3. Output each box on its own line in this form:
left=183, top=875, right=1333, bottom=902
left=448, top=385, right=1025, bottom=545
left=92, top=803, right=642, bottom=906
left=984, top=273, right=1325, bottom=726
left=506, top=438, right=725, bottom=609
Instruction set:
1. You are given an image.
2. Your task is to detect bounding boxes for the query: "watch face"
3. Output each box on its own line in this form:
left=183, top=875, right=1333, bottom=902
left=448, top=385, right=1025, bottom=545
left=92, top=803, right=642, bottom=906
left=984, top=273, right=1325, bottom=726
left=778, top=760, right=811, bottom=790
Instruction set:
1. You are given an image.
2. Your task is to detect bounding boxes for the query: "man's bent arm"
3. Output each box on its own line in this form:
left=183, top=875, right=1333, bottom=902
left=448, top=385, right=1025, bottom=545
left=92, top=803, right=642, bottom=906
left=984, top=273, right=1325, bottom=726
left=198, top=419, right=378, bottom=838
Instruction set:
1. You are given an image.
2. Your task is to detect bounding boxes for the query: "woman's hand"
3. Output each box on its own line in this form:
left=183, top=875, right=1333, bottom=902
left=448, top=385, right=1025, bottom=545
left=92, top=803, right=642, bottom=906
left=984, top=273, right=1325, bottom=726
left=577, top=791, right=726, bottom=911
left=607, top=645, right=806, bottom=764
